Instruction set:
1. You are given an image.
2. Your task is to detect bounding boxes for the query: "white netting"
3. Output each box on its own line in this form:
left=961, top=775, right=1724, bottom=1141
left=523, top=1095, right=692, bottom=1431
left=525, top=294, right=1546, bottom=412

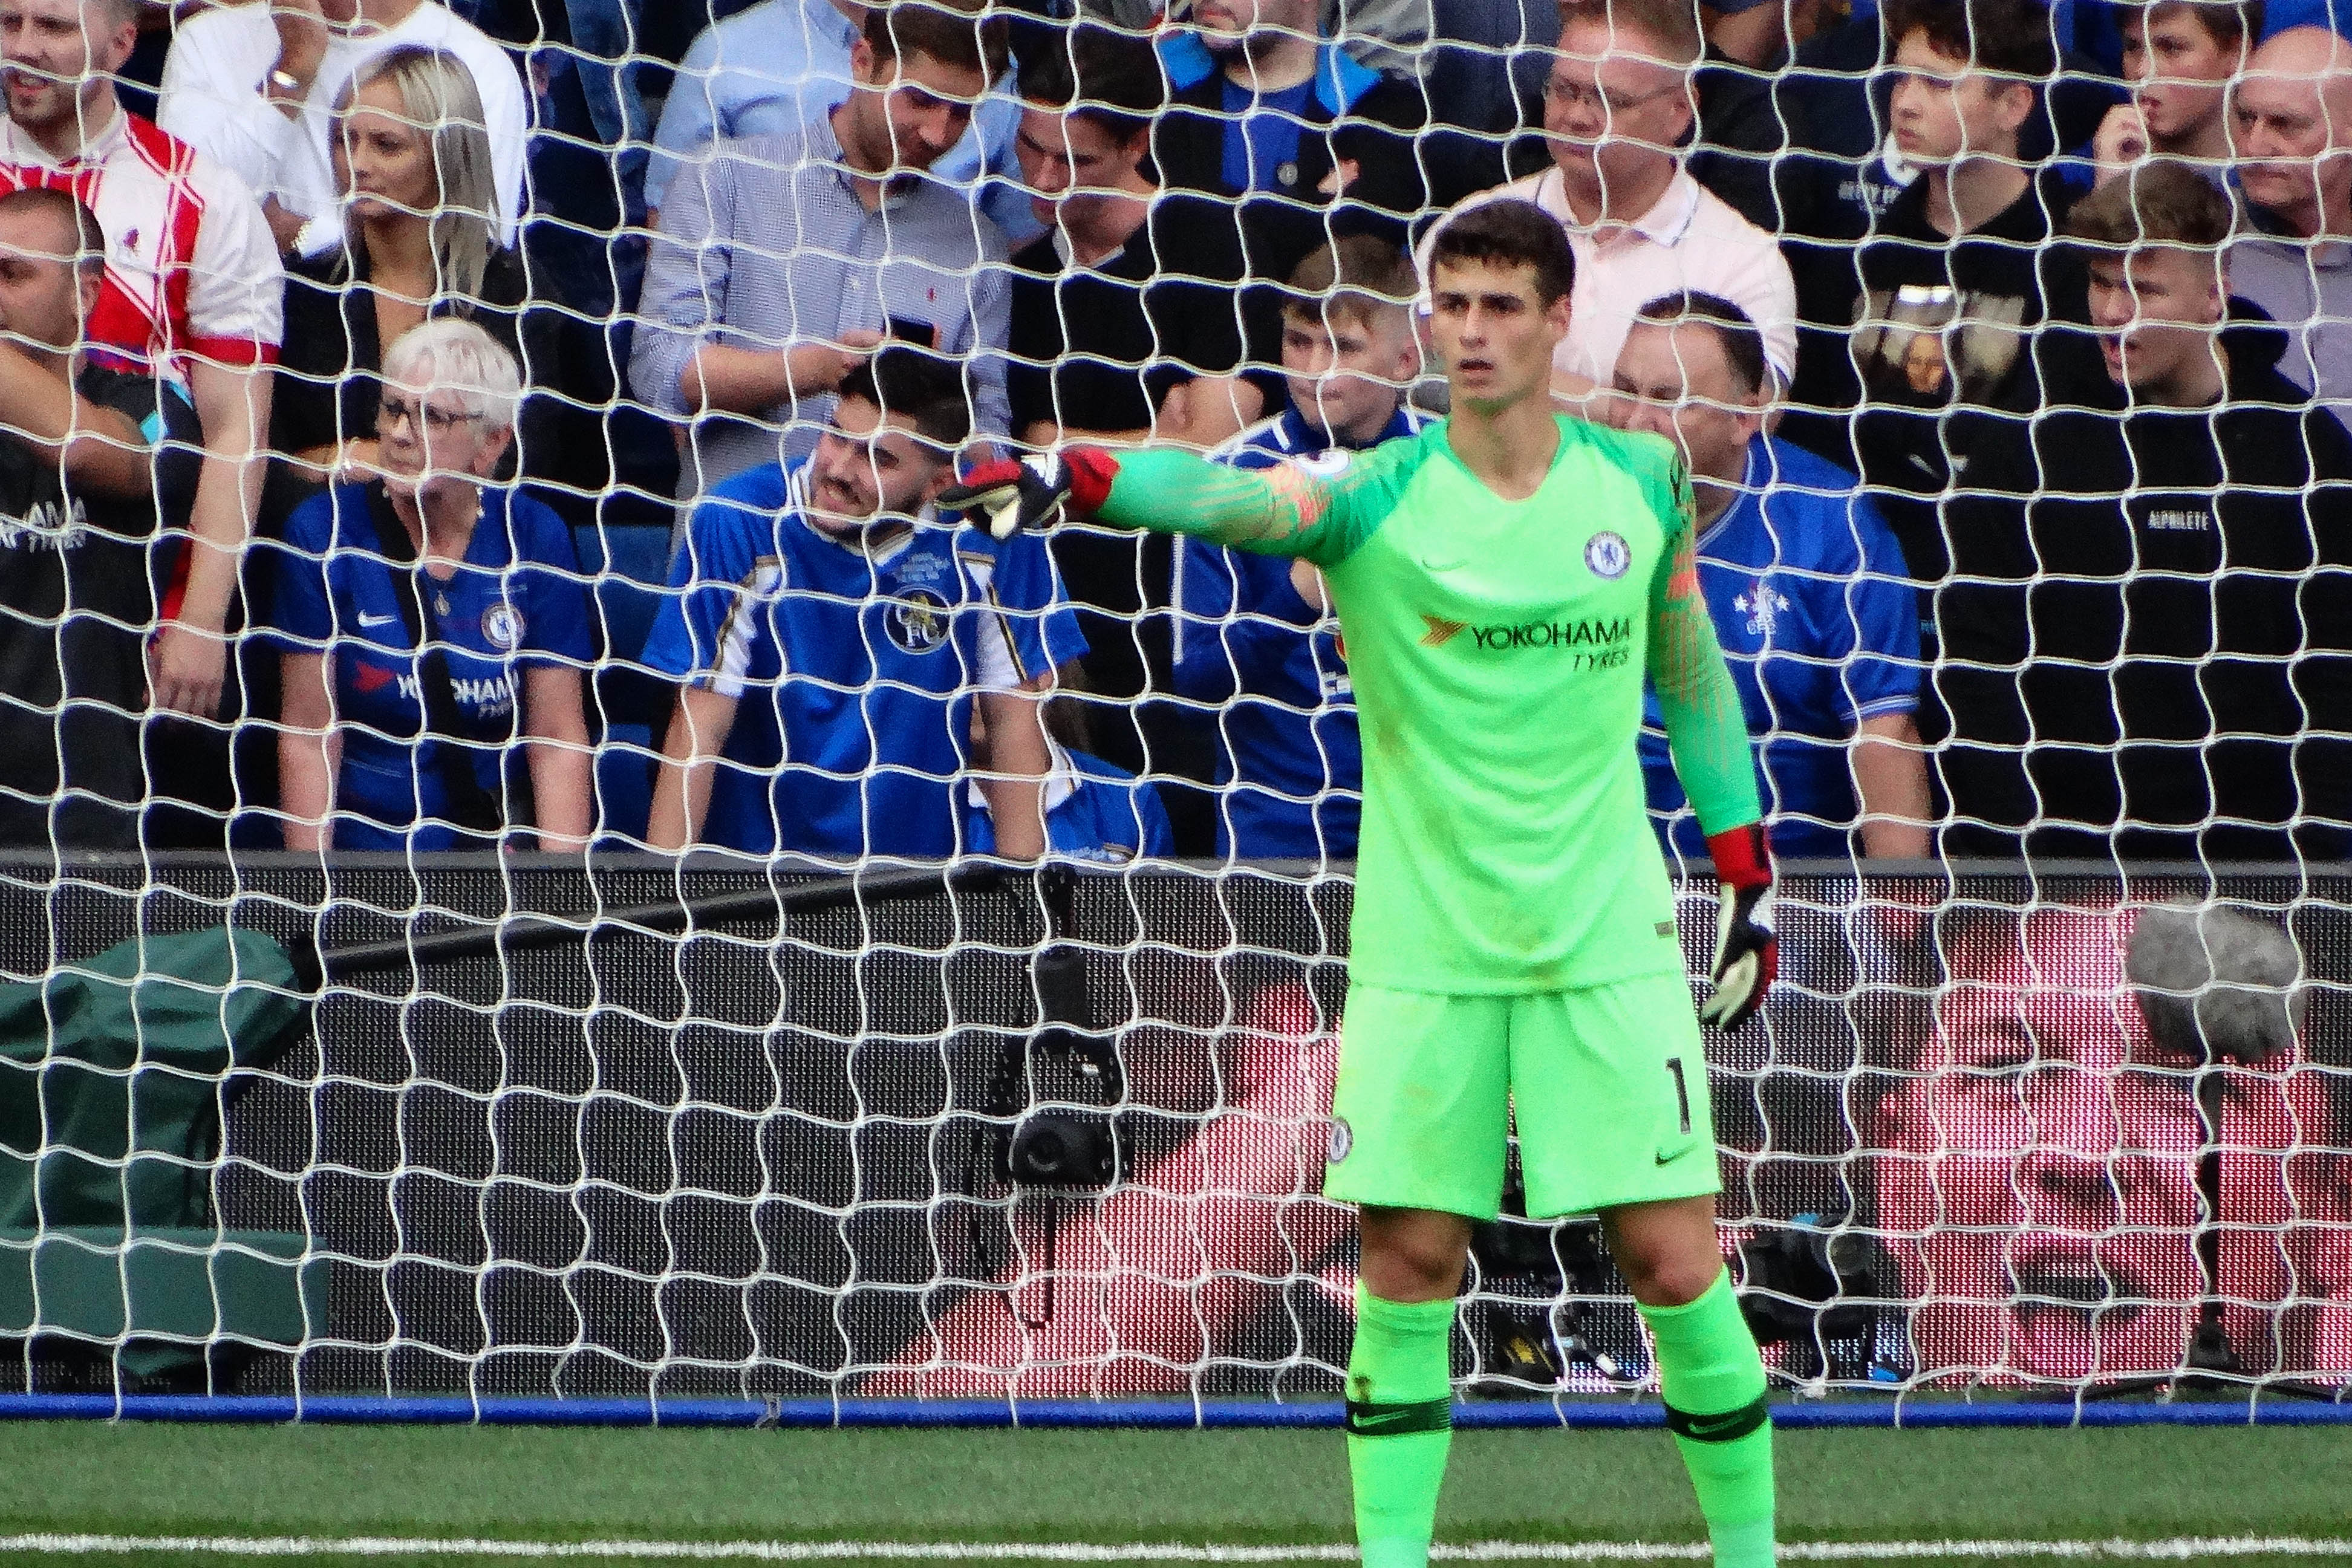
left=0, top=0, right=2344, bottom=1409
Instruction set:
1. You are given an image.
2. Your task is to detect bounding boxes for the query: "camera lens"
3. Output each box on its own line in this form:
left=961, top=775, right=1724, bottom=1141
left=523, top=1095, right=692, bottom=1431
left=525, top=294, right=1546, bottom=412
left=1006, top=1108, right=1119, bottom=1188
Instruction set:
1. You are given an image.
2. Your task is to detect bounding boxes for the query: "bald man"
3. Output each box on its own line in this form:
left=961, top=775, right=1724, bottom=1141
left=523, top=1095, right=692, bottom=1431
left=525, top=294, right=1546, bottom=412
left=2227, top=25, right=2352, bottom=430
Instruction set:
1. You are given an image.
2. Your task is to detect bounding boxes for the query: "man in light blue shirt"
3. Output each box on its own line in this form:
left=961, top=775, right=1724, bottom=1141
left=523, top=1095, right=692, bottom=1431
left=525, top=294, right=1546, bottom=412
left=645, top=0, right=1032, bottom=238
left=628, top=0, right=1015, bottom=510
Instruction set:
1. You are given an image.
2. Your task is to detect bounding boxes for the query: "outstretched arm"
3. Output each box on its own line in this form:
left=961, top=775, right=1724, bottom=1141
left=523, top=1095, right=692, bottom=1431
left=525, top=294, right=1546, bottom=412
left=942, top=445, right=1392, bottom=567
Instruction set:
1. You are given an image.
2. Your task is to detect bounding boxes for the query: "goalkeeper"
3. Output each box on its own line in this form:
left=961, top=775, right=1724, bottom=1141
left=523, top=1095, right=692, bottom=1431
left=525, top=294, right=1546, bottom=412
left=943, top=198, right=1777, bottom=1568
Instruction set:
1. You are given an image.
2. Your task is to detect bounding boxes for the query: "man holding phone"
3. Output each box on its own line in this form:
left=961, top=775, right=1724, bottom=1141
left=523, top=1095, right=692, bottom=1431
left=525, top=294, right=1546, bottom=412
left=628, top=0, right=1015, bottom=512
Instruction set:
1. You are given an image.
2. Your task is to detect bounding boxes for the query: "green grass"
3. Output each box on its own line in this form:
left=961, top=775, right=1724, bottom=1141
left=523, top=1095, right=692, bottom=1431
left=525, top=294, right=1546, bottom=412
left=0, top=1423, right=2341, bottom=1564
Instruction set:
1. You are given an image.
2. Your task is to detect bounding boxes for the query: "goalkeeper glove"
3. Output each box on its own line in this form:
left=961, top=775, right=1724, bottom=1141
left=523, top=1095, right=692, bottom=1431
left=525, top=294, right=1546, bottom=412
left=1699, top=822, right=1776, bottom=1032
left=936, top=448, right=1119, bottom=541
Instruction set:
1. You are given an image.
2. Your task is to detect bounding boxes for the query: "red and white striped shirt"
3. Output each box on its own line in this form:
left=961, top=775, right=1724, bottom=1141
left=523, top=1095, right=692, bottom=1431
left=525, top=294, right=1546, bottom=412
left=0, top=108, right=283, bottom=380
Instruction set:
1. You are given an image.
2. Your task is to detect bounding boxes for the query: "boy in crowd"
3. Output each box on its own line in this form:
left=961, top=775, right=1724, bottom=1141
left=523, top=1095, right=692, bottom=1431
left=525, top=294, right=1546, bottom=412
left=1006, top=24, right=1282, bottom=848
left=1936, top=164, right=2352, bottom=859
left=642, top=348, right=1082, bottom=860
left=1780, top=0, right=2077, bottom=590
left=1169, top=236, right=1428, bottom=861
left=2085, top=0, right=2259, bottom=186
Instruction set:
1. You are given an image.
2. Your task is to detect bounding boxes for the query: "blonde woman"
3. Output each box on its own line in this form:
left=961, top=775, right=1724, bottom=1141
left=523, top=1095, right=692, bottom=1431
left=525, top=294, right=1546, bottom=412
left=269, top=320, right=592, bottom=853
left=268, top=45, right=561, bottom=517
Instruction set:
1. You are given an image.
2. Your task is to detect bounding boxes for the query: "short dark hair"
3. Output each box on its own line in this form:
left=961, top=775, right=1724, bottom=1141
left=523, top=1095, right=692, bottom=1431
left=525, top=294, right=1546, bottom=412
left=1428, top=200, right=1577, bottom=306
left=1882, top=0, right=2059, bottom=82
left=1282, top=235, right=1419, bottom=330
left=2062, top=161, right=2235, bottom=251
left=1555, top=0, right=1704, bottom=70
left=2129, top=0, right=2264, bottom=50
left=1015, top=22, right=1167, bottom=142
left=863, top=0, right=1011, bottom=83
left=1635, top=292, right=1768, bottom=398
left=839, top=346, right=972, bottom=452
left=0, top=186, right=105, bottom=272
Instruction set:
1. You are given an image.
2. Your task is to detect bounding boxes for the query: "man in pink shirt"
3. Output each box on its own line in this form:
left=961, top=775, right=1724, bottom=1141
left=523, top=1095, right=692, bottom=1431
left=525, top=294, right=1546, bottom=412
left=1419, top=0, right=1796, bottom=409
left=0, top=0, right=282, bottom=721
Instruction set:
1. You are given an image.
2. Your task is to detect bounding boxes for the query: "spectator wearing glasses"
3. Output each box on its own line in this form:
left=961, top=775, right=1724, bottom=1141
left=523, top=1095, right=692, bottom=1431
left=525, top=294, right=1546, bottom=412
left=268, top=319, right=593, bottom=853
left=1937, top=164, right=2352, bottom=859
left=1420, top=0, right=1797, bottom=408
left=1606, top=293, right=1929, bottom=864
left=2224, top=25, right=2352, bottom=434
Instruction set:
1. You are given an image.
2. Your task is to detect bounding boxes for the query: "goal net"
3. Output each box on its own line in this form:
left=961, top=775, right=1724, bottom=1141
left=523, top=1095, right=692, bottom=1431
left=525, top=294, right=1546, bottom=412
left=0, top=0, right=2344, bottom=1416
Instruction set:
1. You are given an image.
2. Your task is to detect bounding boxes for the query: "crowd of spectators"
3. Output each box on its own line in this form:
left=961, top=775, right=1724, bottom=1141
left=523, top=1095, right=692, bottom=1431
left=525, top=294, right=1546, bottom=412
left=0, top=0, right=2345, bottom=865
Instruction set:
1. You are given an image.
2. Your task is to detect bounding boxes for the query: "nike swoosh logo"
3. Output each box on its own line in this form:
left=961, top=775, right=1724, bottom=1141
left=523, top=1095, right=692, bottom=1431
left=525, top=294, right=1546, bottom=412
left=1682, top=1412, right=1747, bottom=1437
left=1350, top=1411, right=1417, bottom=1431
left=357, top=613, right=400, bottom=628
left=1655, top=1146, right=1690, bottom=1165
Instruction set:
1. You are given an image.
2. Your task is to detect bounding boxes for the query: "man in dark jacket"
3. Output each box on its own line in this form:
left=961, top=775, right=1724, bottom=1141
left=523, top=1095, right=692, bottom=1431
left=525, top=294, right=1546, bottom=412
left=0, top=186, right=201, bottom=848
left=1937, top=164, right=2352, bottom=862
left=1778, top=0, right=2082, bottom=589
left=1151, top=0, right=1430, bottom=284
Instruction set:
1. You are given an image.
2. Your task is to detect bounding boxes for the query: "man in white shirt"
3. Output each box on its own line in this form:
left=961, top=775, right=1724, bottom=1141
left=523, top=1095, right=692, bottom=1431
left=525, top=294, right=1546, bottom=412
left=156, top=0, right=528, bottom=256
left=0, top=0, right=282, bottom=720
left=1418, top=0, right=1796, bottom=405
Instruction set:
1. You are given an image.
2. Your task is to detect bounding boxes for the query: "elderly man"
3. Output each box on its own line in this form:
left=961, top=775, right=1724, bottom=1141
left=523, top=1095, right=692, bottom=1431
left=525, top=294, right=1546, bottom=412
left=1420, top=0, right=1797, bottom=405
left=2226, top=25, right=2352, bottom=434
left=1606, top=292, right=1929, bottom=864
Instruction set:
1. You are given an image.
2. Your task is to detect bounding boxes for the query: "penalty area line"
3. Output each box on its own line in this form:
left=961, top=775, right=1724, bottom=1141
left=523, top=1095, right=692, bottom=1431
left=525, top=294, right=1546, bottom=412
left=0, top=1538, right=2348, bottom=1563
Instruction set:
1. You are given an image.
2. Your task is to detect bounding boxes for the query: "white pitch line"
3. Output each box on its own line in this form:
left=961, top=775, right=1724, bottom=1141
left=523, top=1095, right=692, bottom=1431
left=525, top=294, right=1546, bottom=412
left=0, top=1538, right=2345, bottom=1563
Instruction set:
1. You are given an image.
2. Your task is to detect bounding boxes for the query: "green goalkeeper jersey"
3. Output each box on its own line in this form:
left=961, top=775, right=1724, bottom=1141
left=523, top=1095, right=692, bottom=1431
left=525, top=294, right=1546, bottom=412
left=1100, top=417, right=1761, bottom=994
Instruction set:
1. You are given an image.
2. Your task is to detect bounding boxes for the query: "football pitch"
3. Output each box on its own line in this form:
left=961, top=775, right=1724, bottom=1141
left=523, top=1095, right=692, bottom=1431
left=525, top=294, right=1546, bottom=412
left=0, top=1422, right=2342, bottom=1567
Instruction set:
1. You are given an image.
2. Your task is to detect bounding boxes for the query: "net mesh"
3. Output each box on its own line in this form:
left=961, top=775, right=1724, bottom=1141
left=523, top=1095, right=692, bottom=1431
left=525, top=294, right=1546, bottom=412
left=0, top=0, right=2344, bottom=1409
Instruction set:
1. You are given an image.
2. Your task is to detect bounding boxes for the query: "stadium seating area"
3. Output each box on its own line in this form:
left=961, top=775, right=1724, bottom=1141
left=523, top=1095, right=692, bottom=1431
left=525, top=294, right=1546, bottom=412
left=0, top=0, right=2344, bottom=867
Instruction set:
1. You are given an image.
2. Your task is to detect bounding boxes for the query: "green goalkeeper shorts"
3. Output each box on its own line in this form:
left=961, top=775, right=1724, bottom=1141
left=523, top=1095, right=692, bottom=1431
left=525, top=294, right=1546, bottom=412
left=1321, top=972, right=1720, bottom=1222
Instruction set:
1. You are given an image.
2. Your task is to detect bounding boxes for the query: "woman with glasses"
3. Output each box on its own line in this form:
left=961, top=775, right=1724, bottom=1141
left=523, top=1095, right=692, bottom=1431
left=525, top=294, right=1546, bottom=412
left=265, top=44, right=564, bottom=524
left=267, top=319, right=593, bottom=853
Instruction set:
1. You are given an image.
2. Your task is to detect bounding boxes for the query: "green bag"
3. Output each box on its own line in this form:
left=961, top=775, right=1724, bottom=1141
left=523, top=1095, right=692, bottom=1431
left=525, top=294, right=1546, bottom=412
left=0, top=926, right=321, bottom=1378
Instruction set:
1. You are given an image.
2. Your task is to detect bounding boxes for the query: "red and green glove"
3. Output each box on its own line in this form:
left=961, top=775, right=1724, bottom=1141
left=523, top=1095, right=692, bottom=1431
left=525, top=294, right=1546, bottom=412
left=936, top=449, right=1119, bottom=540
left=1699, top=822, right=1776, bottom=1031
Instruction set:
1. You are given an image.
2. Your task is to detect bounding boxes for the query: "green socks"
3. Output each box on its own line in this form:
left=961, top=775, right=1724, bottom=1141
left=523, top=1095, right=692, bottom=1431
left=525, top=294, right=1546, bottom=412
left=1345, top=1285, right=1456, bottom=1568
left=1640, top=1268, right=1777, bottom=1568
